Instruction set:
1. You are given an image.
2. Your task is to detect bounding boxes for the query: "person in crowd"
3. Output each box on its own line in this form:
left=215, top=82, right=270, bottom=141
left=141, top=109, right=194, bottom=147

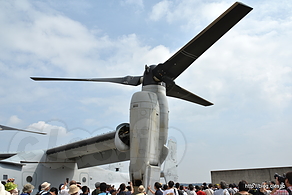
left=49, top=188, right=58, bottom=195
left=110, top=186, right=117, bottom=195
left=98, top=183, right=111, bottom=195
left=234, top=180, right=251, bottom=195
left=204, top=184, right=214, bottom=195
left=162, top=185, right=168, bottom=191
left=163, top=181, right=177, bottom=195
left=187, top=184, right=197, bottom=195
left=271, top=171, right=292, bottom=195
left=60, top=180, right=82, bottom=195
left=39, top=182, right=51, bottom=195
left=5, top=179, right=18, bottom=195
left=68, top=185, right=80, bottom=195
left=232, top=185, right=238, bottom=193
left=5, top=182, right=18, bottom=195
left=213, top=185, right=219, bottom=192
left=258, top=182, right=271, bottom=195
left=213, top=181, right=230, bottom=195
left=269, top=182, right=276, bottom=192
left=148, top=182, right=163, bottom=195
left=1, top=183, right=11, bottom=195
left=195, top=186, right=206, bottom=195
left=228, top=184, right=235, bottom=195
left=180, top=186, right=187, bottom=195
left=81, top=186, right=90, bottom=195
left=20, top=184, right=34, bottom=195
left=175, top=183, right=184, bottom=195
left=92, top=183, right=100, bottom=195
left=136, top=185, right=146, bottom=195
left=117, top=182, right=134, bottom=195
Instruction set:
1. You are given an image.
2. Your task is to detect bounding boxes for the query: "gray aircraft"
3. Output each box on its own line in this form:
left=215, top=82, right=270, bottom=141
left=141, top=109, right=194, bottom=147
left=2, top=1, right=252, bottom=191
left=0, top=128, right=177, bottom=190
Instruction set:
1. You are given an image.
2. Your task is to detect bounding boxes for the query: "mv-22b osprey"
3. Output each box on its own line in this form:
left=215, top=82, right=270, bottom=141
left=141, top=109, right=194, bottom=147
left=31, top=2, right=252, bottom=189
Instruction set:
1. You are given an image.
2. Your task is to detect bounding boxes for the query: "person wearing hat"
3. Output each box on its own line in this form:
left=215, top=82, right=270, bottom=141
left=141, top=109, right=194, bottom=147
left=4, top=182, right=18, bottom=195
left=92, top=182, right=101, bottom=195
left=0, top=183, right=10, bottom=195
left=68, top=185, right=79, bottom=195
left=20, top=184, right=34, bottom=195
left=137, top=185, right=146, bottom=195
left=60, top=180, right=82, bottom=195
left=38, top=182, right=51, bottom=195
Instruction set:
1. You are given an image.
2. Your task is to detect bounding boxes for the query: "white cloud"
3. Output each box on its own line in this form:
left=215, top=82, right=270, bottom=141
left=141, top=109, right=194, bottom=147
left=27, top=121, right=68, bottom=136
left=7, top=115, right=23, bottom=126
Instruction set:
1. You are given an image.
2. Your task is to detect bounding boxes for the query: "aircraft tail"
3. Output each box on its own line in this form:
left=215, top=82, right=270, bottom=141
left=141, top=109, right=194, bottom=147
left=161, top=139, right=178, bottom=183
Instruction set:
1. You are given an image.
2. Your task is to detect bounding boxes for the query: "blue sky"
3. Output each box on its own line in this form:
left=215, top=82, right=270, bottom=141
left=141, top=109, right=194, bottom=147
left=0, top=0, right=291, bottom=183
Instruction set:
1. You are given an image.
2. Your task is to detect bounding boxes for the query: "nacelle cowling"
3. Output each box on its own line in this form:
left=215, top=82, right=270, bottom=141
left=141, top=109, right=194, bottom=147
left=114, top=123, right=130, bottom=152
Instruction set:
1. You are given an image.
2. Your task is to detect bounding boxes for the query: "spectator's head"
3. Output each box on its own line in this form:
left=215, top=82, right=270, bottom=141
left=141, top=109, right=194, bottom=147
left=175, top=183, right=180, bottom=189
left=50, top=187, right=58, bottom=195
left=119, top=183, right=126, bottom=191
left=138, top=185, right=145, bottom=193
left=154, top=182, right=162, bottom=190
left=188, top=184, right=194, bottom=191
left=82, top=186, right=89, bottom=194
left=195, top=186, right=201, bottom=191
left=5, top=182, right=17, bottom=193
left=208, top=184, right=213, bottom=189
left=219, top=181, right=227, bottom=189
left=23, top=183, right=34, bottom=194
left=69, top=181, right=77, bottom=186
left=238, top=180, right=249, bottom=192
left=41, top=182, right=51, bottom=191
left=286, top=171, right=292, bottom=186
left=58, top=184, right=63, bottom=191
left=163, top=184, right=168, bottom=191
left=95, top=182, right=100, bottom=189
left=168, top=181, right=174, bottom=188
left=68, top=185, right=79, bottom=195
left=6, top=179, right=15, bottom=183
left=100, top=183, right=107, bottom=192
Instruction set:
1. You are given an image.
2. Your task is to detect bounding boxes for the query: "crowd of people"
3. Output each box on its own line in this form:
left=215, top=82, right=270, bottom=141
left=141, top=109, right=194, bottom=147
left=1, top=171, right=291, bottom=195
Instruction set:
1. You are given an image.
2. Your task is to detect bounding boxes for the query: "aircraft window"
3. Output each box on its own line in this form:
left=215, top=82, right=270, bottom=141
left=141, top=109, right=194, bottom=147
left=82, top=177, right=86, bottom=183
left=26, top=176, right=33, bottom=182
left=3, top=175, right=8, bottom=180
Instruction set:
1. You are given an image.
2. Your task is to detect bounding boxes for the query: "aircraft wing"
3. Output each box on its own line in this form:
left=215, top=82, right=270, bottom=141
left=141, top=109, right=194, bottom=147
left=46, top=131, right=130, bottom=169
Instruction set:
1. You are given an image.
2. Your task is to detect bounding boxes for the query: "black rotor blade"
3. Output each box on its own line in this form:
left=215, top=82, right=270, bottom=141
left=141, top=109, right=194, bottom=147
left=0, top=125, right=47, bottom=135
left=31, top=76, right=142, bottom=86
left=167, top=84, right=213, bottom=106
left=153, top=2, right=252, bottom=81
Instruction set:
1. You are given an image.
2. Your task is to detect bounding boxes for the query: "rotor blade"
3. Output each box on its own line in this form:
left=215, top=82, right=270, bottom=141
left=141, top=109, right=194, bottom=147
left=31, top=76, right=142, bottom=86
left=0, top=125, right=47, bottom=135
left=167, top=84, right=213, bottom=106
left=153, top=2, right=252, bottom=81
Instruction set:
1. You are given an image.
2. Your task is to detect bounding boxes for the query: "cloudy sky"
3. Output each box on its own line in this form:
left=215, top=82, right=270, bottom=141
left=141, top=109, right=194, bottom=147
left=0, top=0, right=291, bottom=183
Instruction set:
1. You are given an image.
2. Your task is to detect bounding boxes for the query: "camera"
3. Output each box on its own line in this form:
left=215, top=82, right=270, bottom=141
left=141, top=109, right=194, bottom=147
left=274, top=173, right=286, bottom=183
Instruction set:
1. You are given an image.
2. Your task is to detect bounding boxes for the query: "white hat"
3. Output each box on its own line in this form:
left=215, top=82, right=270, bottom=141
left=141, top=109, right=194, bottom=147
left=41, top=182, right=51, bottom=191
left=138, top=185, right=145, bottom=193
left=68, top=185, right=79, bottom=195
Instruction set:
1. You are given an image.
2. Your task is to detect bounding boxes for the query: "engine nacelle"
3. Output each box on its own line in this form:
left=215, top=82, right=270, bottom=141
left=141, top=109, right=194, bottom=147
left=114, top=123, right=130, bottom=152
